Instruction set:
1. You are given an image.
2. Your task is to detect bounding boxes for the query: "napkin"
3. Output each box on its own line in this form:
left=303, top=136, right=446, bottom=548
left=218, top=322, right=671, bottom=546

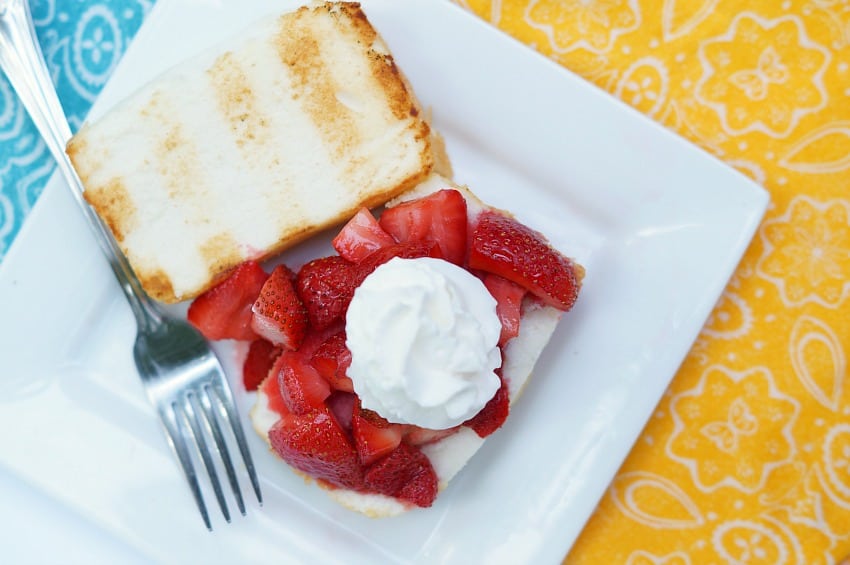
left=0, top=0, right=149, bottom=259
left=455, top=0, right=850, bottom=563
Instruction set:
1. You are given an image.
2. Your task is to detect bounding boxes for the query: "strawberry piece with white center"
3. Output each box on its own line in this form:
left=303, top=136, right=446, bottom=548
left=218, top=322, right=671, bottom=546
left=363, top=442, right=438, bottom=507
left=251, top=265, right=308, bottom=350
left=332, top=207, right=396, bottom=262
left=268, top=406, right=363, bottom=490
left=379, top=189, right=468, bottom=265
left=187, top=261, right=269, bottom=341
left=482, top=274, right=526, bottom=346
left=352, top=405, right=404, bottom=465
left=469, top=211, right=580, bottom=311
left=275, top=351, right=331, bottom=415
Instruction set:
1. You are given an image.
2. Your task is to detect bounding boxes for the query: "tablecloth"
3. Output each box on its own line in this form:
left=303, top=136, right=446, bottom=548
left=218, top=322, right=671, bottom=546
left=0, top=0, right=149, bottom=257
left=1, top=0, right=848, bottom=563
left=454, top=0, right=850, bottom=563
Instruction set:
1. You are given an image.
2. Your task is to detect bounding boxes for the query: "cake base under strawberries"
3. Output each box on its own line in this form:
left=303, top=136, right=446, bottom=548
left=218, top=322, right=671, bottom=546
left=187, top=177, right=583, bottom=515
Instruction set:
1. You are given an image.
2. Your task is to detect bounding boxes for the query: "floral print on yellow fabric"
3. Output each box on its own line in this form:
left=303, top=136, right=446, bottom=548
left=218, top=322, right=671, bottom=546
left=455, top=1, right=850, bottom=562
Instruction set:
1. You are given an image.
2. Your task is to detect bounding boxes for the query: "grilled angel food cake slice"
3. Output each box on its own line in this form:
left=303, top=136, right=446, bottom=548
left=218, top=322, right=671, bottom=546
left=67, top=2, right=437, bottom=303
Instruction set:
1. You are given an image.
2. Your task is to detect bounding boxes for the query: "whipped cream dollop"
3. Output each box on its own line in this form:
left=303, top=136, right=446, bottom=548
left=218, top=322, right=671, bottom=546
left=345, top=257, right=502, bottom=429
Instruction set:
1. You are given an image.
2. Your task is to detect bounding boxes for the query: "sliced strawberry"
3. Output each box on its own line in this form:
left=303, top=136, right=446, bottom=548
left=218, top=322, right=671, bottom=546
left=187, top=261, right=269, bottom=341
left=398, top=470, right=439, bottom=509
left=259, top=370, right=290, bottom=418
left=242, top=339, right=282, bottom=391
left=352, top=406, right=404, bottom=465
left=469, top=211, right=580, bottom=311
left=403, top=426, right=460, bottom=447
left=296, top=256, right=359, bottom=331
left=327, top=391, right=357, bottom=432
left=268, top=406, right=363, bottom=490
left=276, top=351, right=332, bottom=415
left=332, top=207, right=396, bottom=262
left=299, top=320, right=345, bottom=355
left=363, top=442, right=438, bottom=507
left=379, top=189, right=468, bottom=265
left=310, top=331, right=354, bottom=392
left=483, top=274, right=526, bottom=346
left=278, top=263, right=298, bottom=281
left=251, top=265, right=308, bottom=350
left=354, top=240, right=442, bottom=285
left=464, top=374, right=509, bottom=438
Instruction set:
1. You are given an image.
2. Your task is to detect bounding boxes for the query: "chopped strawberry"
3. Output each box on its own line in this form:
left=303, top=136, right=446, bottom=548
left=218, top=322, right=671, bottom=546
left=352, top=406, right=404, bottom=465
left=403, top=426, right=460, bottom=447
left=299, top=319, right=344, bottom=353
left=276, top=351, right=332, bottom=415
left=296, top=256, right=359, bottom=331
left=398, top=470, right=439, bottom=508
left=483, top=274, right=526, bottom=346
left=355, top=240, right=442, bottom=285
left=469, top=211, right=580, bottom=311
left=251, top=265, right=308, bottom=350
left=187, top=261, right=269, bottom=341
left=379, top=189, right=468, bottom=265
left=242, top=339, right=282, bottom=391
left=268, top=407, right=363, bottom=490
left=327, top=391, right=357, bottom=432
left=332, top=207, right=396, bottom=262
left=276, top=263, right=298, bottom=282
left=363, top=443, right=438, bottom=507
left=310, top=331, right=354, bottom=392
left=259, top=370, right=290, bottom=418
left=464, top=374, right=509, bottom=438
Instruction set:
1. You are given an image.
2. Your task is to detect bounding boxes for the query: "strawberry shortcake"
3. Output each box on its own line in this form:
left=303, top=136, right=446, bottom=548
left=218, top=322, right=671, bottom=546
left=187, top=176, right=583, bottom=516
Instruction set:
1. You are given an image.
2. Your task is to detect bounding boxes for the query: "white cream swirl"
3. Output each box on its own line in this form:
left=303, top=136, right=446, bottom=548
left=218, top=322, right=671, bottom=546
left=345, top=257, right=502, bottom=429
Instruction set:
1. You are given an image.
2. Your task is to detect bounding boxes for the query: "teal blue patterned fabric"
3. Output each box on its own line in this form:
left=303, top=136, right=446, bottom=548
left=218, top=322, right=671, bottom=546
left=0, top=0, right=152, bottom=259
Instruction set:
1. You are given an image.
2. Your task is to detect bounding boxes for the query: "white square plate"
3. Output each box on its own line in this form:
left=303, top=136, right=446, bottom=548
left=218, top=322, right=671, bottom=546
left=0, top=0, right=768, bottom=562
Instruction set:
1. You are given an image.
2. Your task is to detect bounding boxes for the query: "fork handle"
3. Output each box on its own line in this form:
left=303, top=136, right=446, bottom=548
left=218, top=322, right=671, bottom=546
left=0, top=0, right=161, bottom=329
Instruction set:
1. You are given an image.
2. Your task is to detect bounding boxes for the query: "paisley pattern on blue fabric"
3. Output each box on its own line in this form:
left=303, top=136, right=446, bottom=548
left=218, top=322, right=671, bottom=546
left=0, top=0, right=152, bottom=258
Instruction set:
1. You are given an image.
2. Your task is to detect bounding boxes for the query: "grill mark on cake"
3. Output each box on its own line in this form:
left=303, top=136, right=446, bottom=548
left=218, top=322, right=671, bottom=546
left=207, top=51, right=270, bottom=150
left=159, top=126, right=194, bottom=198
left=82, top=178, right=136, bottom=242
left=143, top=90, right=204, bottom=201
left=138, top=268, right=176, bottom=303
left=333, top=1, right=432, bottom=188
left=340, top=3, right=413, bottom=122
left=207, top=49, right=304, bottom=224
left=368, top=55, right=414, bottom=121
left=275, top=7, right=360, bottom=159
left=66, top=134, right=91, bottom=176
left=200, top=232, right=243, bottom=279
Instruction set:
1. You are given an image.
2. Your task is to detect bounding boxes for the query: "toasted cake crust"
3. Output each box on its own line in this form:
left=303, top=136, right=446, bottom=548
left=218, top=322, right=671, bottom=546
left=68, top=2, right=434, bottom=303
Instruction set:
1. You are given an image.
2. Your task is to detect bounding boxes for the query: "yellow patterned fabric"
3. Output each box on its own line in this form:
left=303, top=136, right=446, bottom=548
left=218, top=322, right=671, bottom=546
left=456, top=0, right=850, bottom=563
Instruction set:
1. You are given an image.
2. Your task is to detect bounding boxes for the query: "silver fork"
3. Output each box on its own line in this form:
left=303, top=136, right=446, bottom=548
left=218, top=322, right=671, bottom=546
left=0, top=0, right=262, bottom=529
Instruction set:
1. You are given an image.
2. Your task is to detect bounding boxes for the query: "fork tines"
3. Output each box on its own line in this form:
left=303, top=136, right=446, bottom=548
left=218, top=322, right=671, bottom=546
left=159, top=382, right=262, bottom=530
